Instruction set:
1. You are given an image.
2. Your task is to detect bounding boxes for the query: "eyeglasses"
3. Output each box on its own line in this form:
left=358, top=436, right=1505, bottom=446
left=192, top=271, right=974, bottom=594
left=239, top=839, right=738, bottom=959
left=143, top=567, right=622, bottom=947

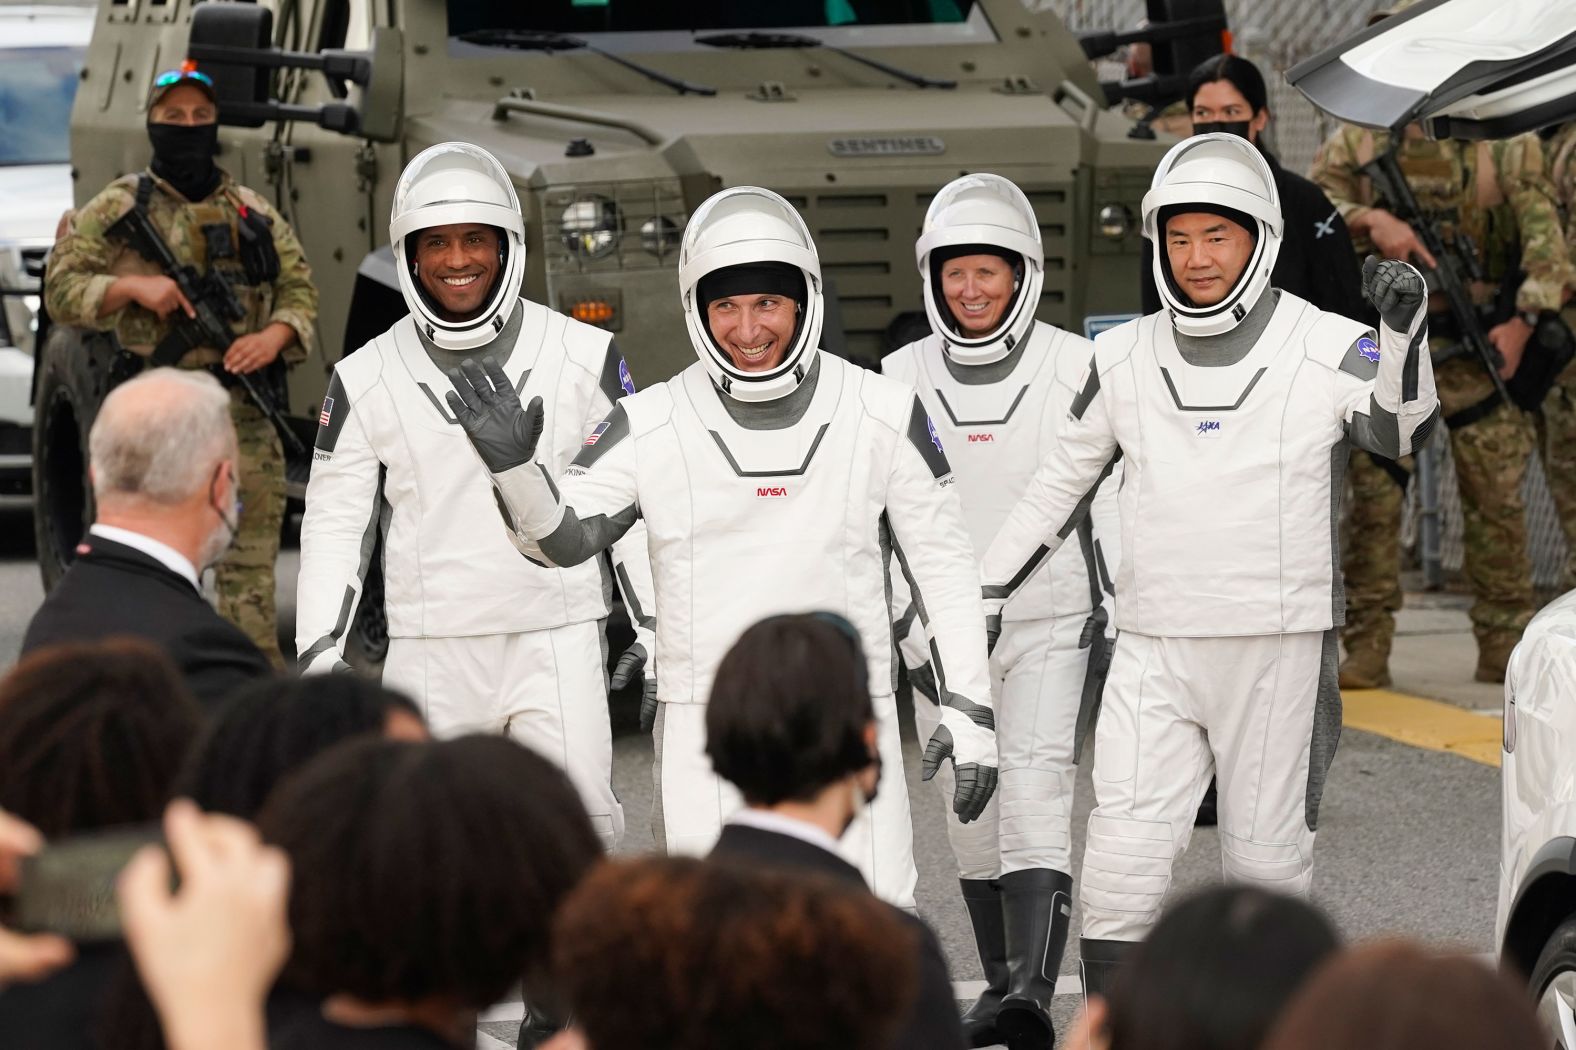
left=153, top=66, right=214, bottom=90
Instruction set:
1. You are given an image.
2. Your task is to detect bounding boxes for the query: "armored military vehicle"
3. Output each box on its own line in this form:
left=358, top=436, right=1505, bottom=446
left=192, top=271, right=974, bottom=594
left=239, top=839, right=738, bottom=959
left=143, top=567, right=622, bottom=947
left=35, top=0, right=1220, bottom=656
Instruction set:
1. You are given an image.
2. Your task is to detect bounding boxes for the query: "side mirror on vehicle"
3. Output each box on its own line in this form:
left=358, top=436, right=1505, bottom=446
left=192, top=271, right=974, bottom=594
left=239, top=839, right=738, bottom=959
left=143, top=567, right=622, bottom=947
left=188, top=0, right=273, bottom=126
left=185, top=0, right=403, bottom=142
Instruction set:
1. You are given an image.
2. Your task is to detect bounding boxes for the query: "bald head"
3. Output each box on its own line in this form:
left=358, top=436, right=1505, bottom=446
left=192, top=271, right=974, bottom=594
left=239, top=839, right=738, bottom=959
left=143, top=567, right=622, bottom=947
left=90, top=368, right=236, bottom=507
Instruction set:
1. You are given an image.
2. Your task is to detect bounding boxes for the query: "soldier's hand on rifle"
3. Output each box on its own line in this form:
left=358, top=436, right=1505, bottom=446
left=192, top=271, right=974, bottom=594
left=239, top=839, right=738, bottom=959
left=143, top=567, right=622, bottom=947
left=224, top=323, right=293, bottom=375
left=1488, top=316, right=1535, bottom=380
left=119, top=275, right=195, bottom=321
left=1365, top=209, right=1438, bottom=271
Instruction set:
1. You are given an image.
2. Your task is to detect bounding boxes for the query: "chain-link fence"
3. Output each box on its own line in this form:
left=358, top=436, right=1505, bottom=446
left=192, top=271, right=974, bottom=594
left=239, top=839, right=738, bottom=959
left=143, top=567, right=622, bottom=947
left=1042, top=0, right=1574, bottom=593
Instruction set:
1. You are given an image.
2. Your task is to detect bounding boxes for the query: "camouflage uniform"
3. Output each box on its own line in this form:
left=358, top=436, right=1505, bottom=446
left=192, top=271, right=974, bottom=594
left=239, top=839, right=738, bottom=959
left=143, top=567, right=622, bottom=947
left=1311, top=126, right=1573, bottom=681
left=45, top=169, right=318, bottom=667
left=1536, top=121, right=1576, bottom=591
left=1122, top=98, right=1192, bottom=138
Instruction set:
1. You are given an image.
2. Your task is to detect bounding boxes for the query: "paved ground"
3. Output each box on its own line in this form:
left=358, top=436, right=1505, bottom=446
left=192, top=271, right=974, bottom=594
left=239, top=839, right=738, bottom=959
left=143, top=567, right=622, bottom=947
left=0, top=509, right=1514, bottom=1047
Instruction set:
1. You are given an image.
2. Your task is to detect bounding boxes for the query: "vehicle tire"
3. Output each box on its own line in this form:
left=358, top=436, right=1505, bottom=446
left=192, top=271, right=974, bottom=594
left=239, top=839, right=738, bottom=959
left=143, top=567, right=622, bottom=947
left=31, top=327, right=126, bottom=591
left=343, top=554, right=389, bottom=674
left=1529, top=913, right=1576, bottom=1048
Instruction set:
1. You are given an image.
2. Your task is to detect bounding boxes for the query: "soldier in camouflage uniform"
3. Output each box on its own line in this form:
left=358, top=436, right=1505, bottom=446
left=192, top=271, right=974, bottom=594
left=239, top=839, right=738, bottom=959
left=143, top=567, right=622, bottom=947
left=1535, top=121, right=1576, bottom=591
left=44, top=66, right=317, bottom=668
left=1311, top=123, right=1573, bottom=685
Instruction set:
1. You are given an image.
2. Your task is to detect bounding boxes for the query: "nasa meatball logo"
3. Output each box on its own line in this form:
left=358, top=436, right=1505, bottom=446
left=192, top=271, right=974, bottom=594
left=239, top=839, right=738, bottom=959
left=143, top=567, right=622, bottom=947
left=1357, top=336, right=1380, bottom=364
left=618, top=358, right=636, bottom=396
left=1195, top=419, right=1222, bottom=438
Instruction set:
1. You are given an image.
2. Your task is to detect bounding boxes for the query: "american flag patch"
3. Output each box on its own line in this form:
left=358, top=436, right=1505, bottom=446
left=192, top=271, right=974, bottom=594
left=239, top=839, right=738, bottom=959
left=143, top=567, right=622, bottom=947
left=319, top=397, right=335, bottom=428
left=584, top=421, right=611, bottom=446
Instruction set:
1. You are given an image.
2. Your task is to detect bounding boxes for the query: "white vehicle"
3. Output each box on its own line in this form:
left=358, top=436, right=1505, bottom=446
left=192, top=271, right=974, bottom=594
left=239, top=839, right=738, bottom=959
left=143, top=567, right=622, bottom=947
left=0, top=5, right=92, bottom=506
left=1499, top=592, right=1576, bottom=1043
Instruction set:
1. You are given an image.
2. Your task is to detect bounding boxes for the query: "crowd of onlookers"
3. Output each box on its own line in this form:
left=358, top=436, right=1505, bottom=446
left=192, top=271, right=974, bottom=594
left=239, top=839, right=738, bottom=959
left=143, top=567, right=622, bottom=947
left=0, top=616, right=1556, bottom=1050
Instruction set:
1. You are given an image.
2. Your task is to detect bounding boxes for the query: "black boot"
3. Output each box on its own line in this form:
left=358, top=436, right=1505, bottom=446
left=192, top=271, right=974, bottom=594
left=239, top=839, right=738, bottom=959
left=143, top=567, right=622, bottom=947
left=1078, top=937, right=1133, bottom=1001
left=958, top=878, right=1010, bottom=1047
left=995, top=869, right=1073, bottom=1050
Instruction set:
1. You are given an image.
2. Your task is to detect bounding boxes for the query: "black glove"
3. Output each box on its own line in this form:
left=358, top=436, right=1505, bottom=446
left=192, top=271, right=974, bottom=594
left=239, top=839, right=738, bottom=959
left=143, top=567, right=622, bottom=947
left=444, top=356, right=545, bottom=472
left=1078, top=604, right=1110, bottom=650
left=1361, top=254, right=1426, bottom=334
left=985, top=612, right=1002, bottom=656
left=920, top=725, right=999, bottom=824
left=611, top=642, right=658, bottom=734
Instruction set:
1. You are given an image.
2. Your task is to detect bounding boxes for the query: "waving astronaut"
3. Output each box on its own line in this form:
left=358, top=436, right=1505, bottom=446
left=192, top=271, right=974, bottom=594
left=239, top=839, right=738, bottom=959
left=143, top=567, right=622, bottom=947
left=977, top=134, right=1439, bottom=993
left=884, top=173, right=1119, bottom=1050
left=444, top=186, right=997, bottom=909
left=296, top=143, right=656, bottom=849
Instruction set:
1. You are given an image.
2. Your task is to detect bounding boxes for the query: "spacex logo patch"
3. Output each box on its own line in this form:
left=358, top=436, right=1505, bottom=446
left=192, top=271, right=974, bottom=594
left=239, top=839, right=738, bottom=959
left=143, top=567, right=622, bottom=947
left=584, top=421, right=611, bottom=446
left=618, top=358, right=636, bottom=396
left=1357, top=336, right=1380, bottom=364
left=1195, top=419, right=1222, bottom=438
left=756, top=486, right=789, bottom=498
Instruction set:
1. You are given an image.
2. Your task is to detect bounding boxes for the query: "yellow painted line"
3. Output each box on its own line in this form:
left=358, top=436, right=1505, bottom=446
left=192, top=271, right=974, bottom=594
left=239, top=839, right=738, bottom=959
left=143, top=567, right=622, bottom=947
left=1342, top=688, right=1503, bottom=768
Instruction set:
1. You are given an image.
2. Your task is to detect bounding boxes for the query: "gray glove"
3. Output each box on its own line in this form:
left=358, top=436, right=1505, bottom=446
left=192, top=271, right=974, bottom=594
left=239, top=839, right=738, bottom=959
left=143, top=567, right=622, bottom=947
left=920, top=725, right=999, bottom=824
left=1362, top=254, right=1426, bottom=334
left=444, top=356, right=544, bottom=473
left=611, top=642, right=658, bottom=734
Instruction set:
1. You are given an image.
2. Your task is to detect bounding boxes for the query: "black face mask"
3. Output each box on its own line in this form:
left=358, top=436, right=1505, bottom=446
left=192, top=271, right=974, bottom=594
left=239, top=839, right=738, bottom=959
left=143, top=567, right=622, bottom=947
left=1192, top=120, right=1254, bottom=141
left=147, top=122, right=220, bottom=202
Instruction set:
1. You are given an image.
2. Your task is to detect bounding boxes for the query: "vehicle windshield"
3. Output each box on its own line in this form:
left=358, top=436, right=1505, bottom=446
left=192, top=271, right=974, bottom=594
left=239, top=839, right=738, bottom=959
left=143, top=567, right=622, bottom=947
left=0, top=47, right=84, bottom=167
left=451, top=0, right=976, bottom=38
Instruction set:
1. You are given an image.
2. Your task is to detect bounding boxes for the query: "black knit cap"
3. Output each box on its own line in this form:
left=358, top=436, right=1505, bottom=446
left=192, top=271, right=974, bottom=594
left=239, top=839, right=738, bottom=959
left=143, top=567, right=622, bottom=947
left=697, top=262, right=806, bottom=309
left=930, top=242, right=1023, bottom=272
left=1157, top=203, right=1259, bottom=242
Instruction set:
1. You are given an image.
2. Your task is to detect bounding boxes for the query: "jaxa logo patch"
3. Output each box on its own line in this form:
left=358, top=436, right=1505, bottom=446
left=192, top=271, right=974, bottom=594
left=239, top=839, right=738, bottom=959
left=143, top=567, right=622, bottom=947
left=319, top=397, right=335, bottom=428
left=618, top=358, right=636, bottom=396
left=1195, top=419, right=1222, bottom=438
left=584, top=421, right=611, bottom=446
left=1357, top=336, right=1380, bottom=364
left=927, top=416, right=944, bottom=454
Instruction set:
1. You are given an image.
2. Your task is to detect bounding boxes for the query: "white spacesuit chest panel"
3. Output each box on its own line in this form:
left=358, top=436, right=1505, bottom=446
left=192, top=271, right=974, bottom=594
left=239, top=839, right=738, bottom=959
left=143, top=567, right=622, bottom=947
left=362, top=317, right=606, bottom=638
left=1116, top=293, right=1345, bottom=636
left=907, top=324, right=1096, bottom=622
left=634, top=358, right=897, bottom=704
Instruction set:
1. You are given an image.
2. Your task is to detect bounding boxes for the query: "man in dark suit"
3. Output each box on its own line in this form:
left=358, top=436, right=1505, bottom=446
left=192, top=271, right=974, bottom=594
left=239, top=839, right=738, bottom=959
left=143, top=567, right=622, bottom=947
left=23, top=368, right=273, bottom=705
left=705, top=612, right=965, bottom=1050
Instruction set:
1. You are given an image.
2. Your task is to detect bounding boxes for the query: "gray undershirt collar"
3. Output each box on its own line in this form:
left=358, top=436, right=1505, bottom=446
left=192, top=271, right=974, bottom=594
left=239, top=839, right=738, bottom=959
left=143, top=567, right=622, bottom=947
left=416, top=298, right=527, bottom=372
left=717, top=353, right=823, bottom=431
left=939, top=332, right=1030, bottom=385
left=1172, top=289, right=1279, bottom=368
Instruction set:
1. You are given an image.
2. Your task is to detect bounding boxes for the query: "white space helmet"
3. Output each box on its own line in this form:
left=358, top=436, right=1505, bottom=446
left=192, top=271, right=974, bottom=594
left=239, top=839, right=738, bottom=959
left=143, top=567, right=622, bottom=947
left=679, top=186, right=823, bottom=403
left=1142, top=133, right=1283, bottom=337
left=389, top=142, right=525, bottom=350
left=915, top=174, right=1044, bottom=365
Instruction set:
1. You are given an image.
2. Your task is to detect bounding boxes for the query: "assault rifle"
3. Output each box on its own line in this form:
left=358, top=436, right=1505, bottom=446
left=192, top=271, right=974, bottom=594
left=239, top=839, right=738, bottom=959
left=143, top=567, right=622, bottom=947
left=105, top=193, right=307, bottom=458
left=1360, top=143, right=1514, bottom=408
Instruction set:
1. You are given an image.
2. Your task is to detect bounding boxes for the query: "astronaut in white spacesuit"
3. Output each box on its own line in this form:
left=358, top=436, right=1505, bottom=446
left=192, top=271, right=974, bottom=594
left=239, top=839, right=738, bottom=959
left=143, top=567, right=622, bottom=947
left=978, top=134, right=1438, bottom=992
left=444, top=185, right=998, bottom=910
left=296, top=142, right=656, bottom=849
left=885, top=173, right=1118, bottom=1050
